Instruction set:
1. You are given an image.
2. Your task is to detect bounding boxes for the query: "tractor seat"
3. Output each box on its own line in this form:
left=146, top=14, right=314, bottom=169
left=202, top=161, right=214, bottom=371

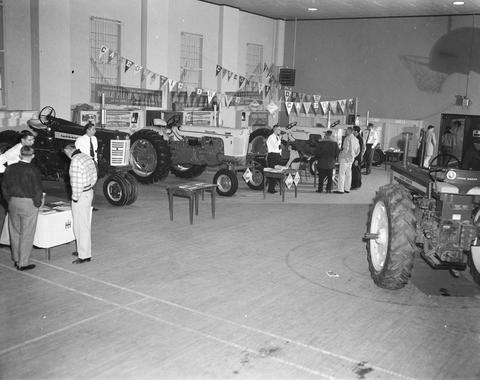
left=27, top=119, right=47, bottom=130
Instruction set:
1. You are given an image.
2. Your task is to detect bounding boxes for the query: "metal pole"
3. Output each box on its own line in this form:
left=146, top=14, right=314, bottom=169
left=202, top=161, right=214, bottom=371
left=327, top=110, right=331, bottom=128
left=100, top=93, right=106, bottom=128
left=354, top=97, right=358, bottom=124
left=365, top=110, right=369, bottom=127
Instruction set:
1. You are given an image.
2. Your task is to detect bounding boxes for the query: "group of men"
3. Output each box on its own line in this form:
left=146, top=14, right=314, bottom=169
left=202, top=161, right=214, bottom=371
left=0, top=122, right=98, bottom=271
left=265, top=122, right=378, bottom=194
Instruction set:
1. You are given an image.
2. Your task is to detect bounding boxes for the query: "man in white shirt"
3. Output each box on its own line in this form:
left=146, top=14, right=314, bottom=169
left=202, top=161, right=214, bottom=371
left=0, top=130, right=36, bottom=235
left=266, top=125, right=282, bottom=193
left=336, top=127, right=360, bottom=194
left=75, top=122, right=98, bottom=163
left=362, top=123, right=378, bottom=175
left=0, top=130, right=35, bottom=174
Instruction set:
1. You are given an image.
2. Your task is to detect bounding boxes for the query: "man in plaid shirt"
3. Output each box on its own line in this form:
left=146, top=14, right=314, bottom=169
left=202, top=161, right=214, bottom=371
left=64, top=145, right=97, bottom=264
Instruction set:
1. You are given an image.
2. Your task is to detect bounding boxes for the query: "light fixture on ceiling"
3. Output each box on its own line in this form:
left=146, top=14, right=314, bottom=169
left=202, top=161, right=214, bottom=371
left=453, top=1, right=465, bottom=5
left=307, top=7, right=318, bottom=11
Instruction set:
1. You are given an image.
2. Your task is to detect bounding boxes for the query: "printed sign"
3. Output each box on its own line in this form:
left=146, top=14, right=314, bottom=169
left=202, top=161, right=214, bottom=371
left=92, top=84, right=162, bottom=107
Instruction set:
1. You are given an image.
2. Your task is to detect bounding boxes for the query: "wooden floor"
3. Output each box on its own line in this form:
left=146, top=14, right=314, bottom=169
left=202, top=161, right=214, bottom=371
left=1, top=166, right=479, bottom=379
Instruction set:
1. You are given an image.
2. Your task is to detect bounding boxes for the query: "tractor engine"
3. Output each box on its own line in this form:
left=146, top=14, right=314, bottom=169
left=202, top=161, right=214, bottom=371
left=170, top=136, right=225, bottom=166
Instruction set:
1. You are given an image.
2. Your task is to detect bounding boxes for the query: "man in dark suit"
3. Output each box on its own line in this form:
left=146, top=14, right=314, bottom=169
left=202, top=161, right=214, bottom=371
left=314, top=130, right=339, bottom=193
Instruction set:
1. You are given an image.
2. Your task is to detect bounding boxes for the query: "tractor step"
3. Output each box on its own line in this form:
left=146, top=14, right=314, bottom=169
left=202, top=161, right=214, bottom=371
left=420, top=251, right=467, bottom=271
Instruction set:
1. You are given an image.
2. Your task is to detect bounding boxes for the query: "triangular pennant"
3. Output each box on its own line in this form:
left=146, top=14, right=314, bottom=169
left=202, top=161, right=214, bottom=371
left=338, top=99, right=346, bottom=113
left=313, top=94, right=321, bottom=102
left=149, top=72, right=157, bottom=85
left=222, top=68, right=227, bottom=78
left=284, top=89, right=291, bottom=101
left=99, top=45, right=108, bottom=59
left=258, top=83, right=265, bottom=95
left=107, top=51, right=116, bottom=63
left=294, top=102, right=302, bottom=114
left=134, top=64, right=143, bottom=74
left=215, top=64, right=222, bottom=76
left=320, top=101, right=329, bottom=114
left=235, top=96, right=241, bottom=105
left=265, top=85, right=271, bottom=96
left=227, top=71, right=233, bottom=81
left=177, top=82, right=184, bottom=91
left=159, top=75, right=168, bottom=89
left=313, top=102, right=320, bottom=111
left=303, top=102, right=312, bottom=114
left=141, top=69, right=148, bottom=82
left=196, top=88, right=203, bottom=95
left=285, top=101, right=293, bottom=115
left=168, top=79, right=178, bottom=92
left=329, top=101, right=338, bottom=114
left=207, top=90, right=216, bottom=103
left=224, top=95, right=233, bottom=107
left=239, top=76, right=245, bottom=88
left=124, top=59, right=134, bottom=73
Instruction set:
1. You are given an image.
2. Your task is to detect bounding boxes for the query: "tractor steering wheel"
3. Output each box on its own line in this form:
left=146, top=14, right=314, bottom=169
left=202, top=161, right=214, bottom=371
left=286, top=121, right=297, bottom=130
left=428, top=153, right=460, bottom=182
left=166, top=114, right=182, bottom=129
left=39, top=106, right=56, bottom=126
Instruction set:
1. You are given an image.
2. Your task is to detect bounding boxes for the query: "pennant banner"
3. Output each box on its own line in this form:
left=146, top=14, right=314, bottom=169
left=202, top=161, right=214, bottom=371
left=168, top=79, right=177, bottom=92
left=239, top=76, right=246, bottom=88
left=216, top=65, right=222, bottom=76
left=294, top=102, right=302, bottom=114
left=338, top=99, right=346, bottom=114
left=313, top=94, right=321, bottom=102
left=320, top=101, right=329, bottom=114
left=303, top=102, right=312, bottom=114
left=285, top=101, right=293, bottom=115
left=124, top=59, right=134, bottom=73
left=329, top=101, right=338, bottom=114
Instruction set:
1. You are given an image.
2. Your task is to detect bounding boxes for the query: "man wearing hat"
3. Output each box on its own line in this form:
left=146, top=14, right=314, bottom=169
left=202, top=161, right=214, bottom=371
left=362, top=123, right=378, bottom=175
left=313, top=130, right=339, bottom=193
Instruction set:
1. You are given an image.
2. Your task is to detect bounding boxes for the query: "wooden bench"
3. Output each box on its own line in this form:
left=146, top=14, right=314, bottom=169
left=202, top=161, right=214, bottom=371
left=166, top=183, right=218, bottom=224
left=263, top=168, right=299, bottom=202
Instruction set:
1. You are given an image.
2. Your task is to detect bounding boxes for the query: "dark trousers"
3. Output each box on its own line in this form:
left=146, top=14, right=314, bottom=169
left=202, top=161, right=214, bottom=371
left=317, top=168, right=333, bottom=192
left=0, top=174, right=6, bottom=235
left=365, top=144, right=373, bottom=174
left=267, top=152, right=281, bottom=192
left=351, top=161, right=362, bottom=189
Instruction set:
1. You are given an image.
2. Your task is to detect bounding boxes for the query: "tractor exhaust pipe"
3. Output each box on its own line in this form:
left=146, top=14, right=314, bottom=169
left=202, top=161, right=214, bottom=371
left=402, top=132, right=412, bottom=167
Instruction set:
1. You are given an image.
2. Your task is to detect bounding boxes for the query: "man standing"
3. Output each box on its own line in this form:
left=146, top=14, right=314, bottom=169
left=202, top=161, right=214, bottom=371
left=75, top=122, right=98, bottom=163
left=2, top=146, right=43, bottom=271
left=336, top=127, right=360, bottom=194
left=362, top=123, right=378, bottom=175
left=423, top=125, right=436, bottom=168
left=351, top=126, right=365, bottom=190
left=314, top=130, right=339, bottom=193
left=64, top=145, right=97, bottom=264
left=0, top=130, right=35, bottom=235
left=440, top=126, right=456, bottom=166
left=266, top=125, right=282, bottom=193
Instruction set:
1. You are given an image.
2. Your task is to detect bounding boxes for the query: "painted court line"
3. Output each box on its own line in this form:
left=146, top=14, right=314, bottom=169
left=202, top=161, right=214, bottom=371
left=29, top=259, right=413, bottom=379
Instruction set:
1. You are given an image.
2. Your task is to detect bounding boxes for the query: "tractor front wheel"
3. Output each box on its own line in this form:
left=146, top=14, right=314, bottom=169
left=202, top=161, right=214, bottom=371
left=103, top=174, right=131, bottom=206
left=366, top=184, right=417, bottom=289
left=246, top=161, right=264, bottom=191
left=213, top=168, right=238, bottom=196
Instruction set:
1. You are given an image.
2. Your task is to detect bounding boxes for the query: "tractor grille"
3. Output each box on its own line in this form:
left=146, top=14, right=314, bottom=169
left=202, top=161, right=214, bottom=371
left=110, top=140, right=130, bottom=166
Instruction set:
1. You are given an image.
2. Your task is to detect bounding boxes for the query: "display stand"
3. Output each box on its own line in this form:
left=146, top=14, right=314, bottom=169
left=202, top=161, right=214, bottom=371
left=263, top=168, right=298, bottom=202
left=0, top=202, right=76, bottom=260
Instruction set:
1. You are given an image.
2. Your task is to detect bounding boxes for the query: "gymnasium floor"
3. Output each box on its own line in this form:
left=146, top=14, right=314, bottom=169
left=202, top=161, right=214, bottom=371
left=1, top=166, right=479, bottom=379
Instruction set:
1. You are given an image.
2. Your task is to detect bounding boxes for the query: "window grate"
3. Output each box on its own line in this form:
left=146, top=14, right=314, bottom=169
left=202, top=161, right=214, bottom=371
left=89, top=17, right=121, bottom=87
left=246, top=43, right=263, bottom=84
left=180, top=32, right=203, bottom=89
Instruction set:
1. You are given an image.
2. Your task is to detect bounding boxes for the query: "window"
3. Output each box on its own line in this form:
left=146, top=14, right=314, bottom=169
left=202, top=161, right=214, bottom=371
left=89, top=16, right=121, bottom=89
left=180, top=32, right=203, bottom=89
left=246, top=43, right=263, bottom=84
left=0, top=1, right=5, bottom=106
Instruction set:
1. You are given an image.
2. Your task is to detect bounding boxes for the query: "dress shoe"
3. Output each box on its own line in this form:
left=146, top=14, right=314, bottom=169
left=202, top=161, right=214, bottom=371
left=326, top=190, right=332, bottom=193
left=333, top=191, right=344, bottom=194
left=268, top=190, right=277, bottom=194
left=72, top=251, right=78, bottom=256
left=72, top=258, right=91, bottom=264
left=316, top=190, right=323, bottom=193
left=17, top=264, right=35, bottom=271
left=345, top=191, right=350, bottom=194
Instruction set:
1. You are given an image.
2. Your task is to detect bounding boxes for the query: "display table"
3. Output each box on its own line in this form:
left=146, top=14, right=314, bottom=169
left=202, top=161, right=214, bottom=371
left=166, top=183, right=218, bottom=224
left=263, top=168, right=298, bottom=202
left=0, top=202, right=75, bottom=260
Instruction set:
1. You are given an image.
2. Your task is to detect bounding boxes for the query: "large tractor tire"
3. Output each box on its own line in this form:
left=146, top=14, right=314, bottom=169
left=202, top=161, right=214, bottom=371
left=248, top=128, right=271, bottom=156
left=130, top=130, right=171, bottom=184
left=213, top=168, right=238, bottom=196
left=246, top=161, right=264, bottom=191
left=366, top=184, right=417, bottom=289
left=170, top=164, right=206, bottom=179
left=103, top=174, right=131, bottom=206
left=309, top=157, right=318, bottom=175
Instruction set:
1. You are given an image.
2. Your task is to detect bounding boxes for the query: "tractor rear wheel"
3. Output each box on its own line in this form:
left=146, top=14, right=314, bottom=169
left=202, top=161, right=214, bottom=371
left=366, top=184, right=417, bottom=289
left=103, top=174, right=130, bottom=206
left=130, top=130, right=171, bottom=184
left=170, top=164, right=206, bottom=178
left=124, top=172, right=139, bottom=205
left=213, top=168, right=238, bottom=196
left=248, top=128, right=271, bottom=156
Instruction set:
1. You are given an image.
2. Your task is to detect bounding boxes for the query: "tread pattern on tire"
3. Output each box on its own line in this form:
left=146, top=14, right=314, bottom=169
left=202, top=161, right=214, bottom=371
left=103, top=174, right=129, bottom=206
left=130, top=129, right=171, bottom=184
left=213, top=168, right=238, bottom=197
left=367, top=184, right=417, bottom=289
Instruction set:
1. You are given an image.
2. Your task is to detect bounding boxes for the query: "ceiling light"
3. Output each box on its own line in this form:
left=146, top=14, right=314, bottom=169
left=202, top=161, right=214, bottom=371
left=453, top=1, right=465, bottom=5
left=307, top=7, right=318, bottom=11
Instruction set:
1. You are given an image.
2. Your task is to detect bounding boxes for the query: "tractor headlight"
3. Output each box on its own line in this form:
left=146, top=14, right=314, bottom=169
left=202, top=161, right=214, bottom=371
left=446, top=170, right=457, bottom=180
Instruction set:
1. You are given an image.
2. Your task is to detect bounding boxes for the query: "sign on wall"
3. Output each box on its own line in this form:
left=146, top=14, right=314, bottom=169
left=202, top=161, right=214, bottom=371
left=92, top=84, right=162, bottom=107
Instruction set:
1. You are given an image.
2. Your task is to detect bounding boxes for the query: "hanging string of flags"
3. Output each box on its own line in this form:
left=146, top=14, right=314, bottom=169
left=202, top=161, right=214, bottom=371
left=98, top=45, right=355, bottom=115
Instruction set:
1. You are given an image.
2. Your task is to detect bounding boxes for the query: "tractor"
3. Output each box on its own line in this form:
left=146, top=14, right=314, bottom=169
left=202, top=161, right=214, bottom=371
left=364, top=143, right=480, bottom=290
left=0, top=106, right=138, bottom=206
left=127, top=113, right=250, bottom=196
